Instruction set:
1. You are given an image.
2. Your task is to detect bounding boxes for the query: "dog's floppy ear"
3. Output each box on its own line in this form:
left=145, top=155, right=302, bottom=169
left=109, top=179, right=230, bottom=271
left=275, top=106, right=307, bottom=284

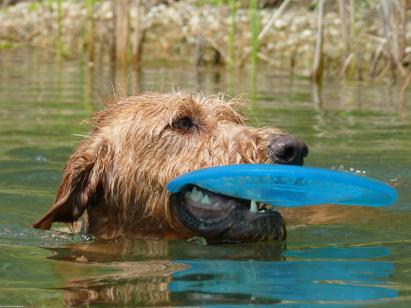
left=32, top=146, right=100, bottom=230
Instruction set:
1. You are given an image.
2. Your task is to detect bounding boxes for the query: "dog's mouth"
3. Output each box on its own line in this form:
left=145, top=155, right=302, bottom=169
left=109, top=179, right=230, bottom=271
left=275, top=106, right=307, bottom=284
left=171, top=185, right=286, bottom=243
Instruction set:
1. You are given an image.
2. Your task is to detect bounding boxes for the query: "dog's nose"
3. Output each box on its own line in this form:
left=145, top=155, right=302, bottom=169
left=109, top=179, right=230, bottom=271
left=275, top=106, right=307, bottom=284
left=268, top=135, right=308, bottom=166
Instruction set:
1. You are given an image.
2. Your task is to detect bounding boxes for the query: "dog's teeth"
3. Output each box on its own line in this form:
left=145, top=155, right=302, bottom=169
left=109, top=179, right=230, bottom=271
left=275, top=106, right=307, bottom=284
left=185, top=191, right=193, bottom=200
left=191, top=187, right=199, bottom=197
left=250, top=200, right=257, bottom=213
left=196, top=191, right=204, bottom=201
left=200, top=194, right=211, bottom=204
left=189, top=187, right=203, bottom=202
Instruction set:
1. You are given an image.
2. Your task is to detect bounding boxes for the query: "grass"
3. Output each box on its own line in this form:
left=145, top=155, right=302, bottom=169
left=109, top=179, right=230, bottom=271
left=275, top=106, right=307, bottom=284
left=0, top=40, right=13, bottom=49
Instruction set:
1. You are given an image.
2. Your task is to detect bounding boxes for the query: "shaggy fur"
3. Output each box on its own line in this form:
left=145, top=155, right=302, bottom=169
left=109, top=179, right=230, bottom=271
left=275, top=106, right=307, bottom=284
left=33, top=92, right=286, bottom=239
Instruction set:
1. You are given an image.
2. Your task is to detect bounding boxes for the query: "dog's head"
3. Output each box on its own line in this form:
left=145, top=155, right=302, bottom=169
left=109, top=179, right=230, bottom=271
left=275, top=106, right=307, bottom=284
left=33, top=93, right=308, bottom=242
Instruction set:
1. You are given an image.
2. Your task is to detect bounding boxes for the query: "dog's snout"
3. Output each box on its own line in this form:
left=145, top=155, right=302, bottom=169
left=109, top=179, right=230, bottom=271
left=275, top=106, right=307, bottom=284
left=269, top=135, right=308, bottom=166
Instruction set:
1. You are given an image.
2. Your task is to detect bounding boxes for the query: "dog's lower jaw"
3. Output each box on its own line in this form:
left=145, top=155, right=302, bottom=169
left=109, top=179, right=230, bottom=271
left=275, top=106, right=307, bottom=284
left=170, top=193, right=287, bottom=243
left=218, top=211, right=286, bottom=242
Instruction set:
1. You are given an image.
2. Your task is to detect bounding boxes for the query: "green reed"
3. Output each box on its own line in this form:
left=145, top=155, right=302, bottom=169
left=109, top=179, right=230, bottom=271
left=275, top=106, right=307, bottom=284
left=84, top=0, right=95, bottom=62
left=249, top=0, right=259, bottom=80
left=228, top=0, right=237, bottom=68
left=56, top=0, right=63, bottom=58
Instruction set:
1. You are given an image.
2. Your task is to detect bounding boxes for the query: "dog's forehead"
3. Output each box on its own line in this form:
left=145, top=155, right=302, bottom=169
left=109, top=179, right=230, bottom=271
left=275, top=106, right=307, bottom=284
left=124, top=94, right=236, bottom=116
left=103, top=94, right=245, bottom=128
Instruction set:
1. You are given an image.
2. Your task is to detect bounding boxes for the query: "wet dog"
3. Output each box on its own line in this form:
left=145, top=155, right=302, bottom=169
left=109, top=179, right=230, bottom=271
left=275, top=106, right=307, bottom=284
left=33, top=93, right=308, bottom=242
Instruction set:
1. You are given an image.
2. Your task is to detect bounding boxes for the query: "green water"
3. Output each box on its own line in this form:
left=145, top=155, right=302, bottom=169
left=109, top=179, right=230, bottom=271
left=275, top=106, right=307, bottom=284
left=1, top=48, right=411, bottom=306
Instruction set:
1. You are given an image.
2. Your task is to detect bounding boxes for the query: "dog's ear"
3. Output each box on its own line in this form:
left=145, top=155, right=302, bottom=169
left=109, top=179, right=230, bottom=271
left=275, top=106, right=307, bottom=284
left=32, top=146, right=101, bottom=230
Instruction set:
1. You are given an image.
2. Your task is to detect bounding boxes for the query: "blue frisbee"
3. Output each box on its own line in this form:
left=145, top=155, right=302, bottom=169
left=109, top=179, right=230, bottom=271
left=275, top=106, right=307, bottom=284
left=167, top=164, right=397, bottom=207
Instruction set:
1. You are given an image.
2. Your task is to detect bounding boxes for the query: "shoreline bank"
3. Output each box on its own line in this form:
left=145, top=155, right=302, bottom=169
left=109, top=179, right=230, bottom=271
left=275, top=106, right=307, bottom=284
left=1, top=1, right=410, bottom=82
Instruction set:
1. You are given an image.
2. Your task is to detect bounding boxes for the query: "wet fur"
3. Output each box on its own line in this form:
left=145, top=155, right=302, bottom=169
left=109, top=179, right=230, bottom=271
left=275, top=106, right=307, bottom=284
left=33, top=93, right=285, bottom=239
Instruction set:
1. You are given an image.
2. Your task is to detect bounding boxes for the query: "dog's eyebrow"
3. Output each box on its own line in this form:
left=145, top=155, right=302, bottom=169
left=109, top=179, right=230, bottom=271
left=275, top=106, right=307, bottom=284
left=212, top=105, right=245, bottom=125
left=170, top=100, right=203, bottom=123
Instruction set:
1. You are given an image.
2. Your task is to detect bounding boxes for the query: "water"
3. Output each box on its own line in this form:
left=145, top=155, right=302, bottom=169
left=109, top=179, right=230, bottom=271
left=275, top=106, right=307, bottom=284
left=0, top=48, right=410, bottom=306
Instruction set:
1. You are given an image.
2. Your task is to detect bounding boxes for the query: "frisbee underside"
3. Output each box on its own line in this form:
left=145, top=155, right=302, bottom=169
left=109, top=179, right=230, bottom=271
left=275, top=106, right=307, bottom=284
left=167, top=165, right=397, bottom=207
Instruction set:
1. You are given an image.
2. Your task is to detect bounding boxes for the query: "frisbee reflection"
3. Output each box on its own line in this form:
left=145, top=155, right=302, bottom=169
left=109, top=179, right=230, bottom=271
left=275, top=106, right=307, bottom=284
left=47, top=240, right=397, bottom=306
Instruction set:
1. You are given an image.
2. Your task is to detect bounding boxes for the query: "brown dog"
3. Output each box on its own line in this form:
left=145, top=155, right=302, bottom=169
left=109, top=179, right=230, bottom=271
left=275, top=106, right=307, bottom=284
left=33, top=93, right=308, bottom=242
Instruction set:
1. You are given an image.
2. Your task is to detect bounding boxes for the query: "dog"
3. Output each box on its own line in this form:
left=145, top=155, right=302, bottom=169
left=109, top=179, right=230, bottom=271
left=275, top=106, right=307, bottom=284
left=33, top=92, right=308, bottom=242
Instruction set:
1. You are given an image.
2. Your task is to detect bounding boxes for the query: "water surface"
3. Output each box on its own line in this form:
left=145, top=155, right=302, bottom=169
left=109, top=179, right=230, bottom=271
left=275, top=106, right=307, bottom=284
left=0, top=48, right=411, bottom=306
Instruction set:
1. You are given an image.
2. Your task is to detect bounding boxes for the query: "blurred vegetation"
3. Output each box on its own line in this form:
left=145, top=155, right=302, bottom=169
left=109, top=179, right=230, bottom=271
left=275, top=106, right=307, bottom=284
left=0, top=0, right=410, bottom=87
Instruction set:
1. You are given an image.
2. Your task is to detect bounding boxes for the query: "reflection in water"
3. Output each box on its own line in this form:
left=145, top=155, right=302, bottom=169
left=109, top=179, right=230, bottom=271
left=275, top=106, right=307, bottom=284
left=115, top=65, right=129, bottom=96
left=312, top=81, right=323, bottom=108
left=82, top=64, right=96, bottom=112
left=48, top=238, right=286, bottom=263
left=171, top=259, right=396, bottom=305
left=43, top=239, right=397, bottom=306
left=62, top=260, right=183, bottom=306
left=47, top=240, right=178, bottom=306
left=47, top=239, right=285, bottom=306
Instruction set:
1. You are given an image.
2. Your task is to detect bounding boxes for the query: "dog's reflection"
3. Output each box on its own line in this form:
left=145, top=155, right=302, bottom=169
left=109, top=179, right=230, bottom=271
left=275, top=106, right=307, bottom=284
left=48, top=238, right=285, bottom=306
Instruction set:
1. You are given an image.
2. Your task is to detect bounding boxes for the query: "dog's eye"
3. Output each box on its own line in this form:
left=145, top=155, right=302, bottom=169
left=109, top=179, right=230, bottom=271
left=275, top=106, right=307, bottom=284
left=172, top=117, right=195, bottom=131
